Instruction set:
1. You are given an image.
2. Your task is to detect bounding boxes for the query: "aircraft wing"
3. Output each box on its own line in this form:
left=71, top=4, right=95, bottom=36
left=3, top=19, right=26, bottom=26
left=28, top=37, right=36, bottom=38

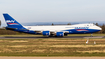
left=34, top=30, right=70, bottom=36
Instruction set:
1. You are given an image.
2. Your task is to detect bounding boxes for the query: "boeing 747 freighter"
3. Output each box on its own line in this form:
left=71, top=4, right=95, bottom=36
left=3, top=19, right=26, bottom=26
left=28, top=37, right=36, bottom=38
left=3, top=14, right=102, bottom=37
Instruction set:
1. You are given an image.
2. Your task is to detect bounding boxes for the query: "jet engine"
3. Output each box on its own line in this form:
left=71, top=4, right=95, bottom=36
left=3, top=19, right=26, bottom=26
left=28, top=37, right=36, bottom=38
left=56, top=32, right=64, bottom=37
left=42, top=31, right=50, bottom=36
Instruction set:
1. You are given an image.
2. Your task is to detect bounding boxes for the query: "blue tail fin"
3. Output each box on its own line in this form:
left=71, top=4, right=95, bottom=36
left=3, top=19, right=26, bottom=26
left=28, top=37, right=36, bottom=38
left=3, top=13, right=24, bottom=29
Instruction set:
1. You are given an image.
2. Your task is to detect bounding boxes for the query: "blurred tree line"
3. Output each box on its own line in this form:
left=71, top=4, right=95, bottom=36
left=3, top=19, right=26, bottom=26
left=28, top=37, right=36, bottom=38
left=0, top=28, right=27, bottom=35
left=95, top=23, right=105, bottom=34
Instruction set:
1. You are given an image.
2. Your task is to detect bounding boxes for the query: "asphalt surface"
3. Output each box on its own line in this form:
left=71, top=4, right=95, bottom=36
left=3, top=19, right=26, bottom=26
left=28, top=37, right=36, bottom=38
left=0, top=36, right=104, bottom=39
left=0, top=57, right=105, bottom=59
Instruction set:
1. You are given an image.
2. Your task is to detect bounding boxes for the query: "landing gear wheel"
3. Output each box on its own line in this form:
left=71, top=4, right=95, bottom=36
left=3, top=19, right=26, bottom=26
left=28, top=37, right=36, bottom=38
left=91, top=33, right=93, bottom=37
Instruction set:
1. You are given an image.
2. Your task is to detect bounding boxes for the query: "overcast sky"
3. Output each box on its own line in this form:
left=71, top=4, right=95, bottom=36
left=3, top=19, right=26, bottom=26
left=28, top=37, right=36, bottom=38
left=0, top=0, right=105, bottom=24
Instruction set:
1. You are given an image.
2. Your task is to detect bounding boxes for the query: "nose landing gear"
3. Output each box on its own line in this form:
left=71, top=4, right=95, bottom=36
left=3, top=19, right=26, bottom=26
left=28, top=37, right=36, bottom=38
left=91, top=33, right=93, bottom=37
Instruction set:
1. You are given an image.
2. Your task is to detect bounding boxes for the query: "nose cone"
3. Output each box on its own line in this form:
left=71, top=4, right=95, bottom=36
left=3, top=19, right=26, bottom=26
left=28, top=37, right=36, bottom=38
left=97, top=27, right=102, bottom=31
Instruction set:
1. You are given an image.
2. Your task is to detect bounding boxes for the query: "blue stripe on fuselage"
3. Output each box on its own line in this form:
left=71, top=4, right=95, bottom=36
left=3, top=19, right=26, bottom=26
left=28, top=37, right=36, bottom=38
left=64, top=29, right=100, bottom=34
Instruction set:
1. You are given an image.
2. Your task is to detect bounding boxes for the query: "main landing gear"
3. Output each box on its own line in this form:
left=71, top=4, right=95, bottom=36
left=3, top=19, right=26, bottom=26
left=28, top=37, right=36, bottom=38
left=91, top=33, right=93, bottom=37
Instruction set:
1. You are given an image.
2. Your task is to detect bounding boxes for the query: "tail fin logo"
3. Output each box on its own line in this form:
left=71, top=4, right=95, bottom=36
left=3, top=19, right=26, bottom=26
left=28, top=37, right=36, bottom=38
left=6, top=20, right=15, bottom=23
left=6, top=20, right=19, bottom=25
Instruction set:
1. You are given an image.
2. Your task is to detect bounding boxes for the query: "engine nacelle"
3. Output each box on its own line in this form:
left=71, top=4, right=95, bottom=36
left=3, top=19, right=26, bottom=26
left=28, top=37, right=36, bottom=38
left=56, top=32, right=64, bottom=37
left=42, top=31, right=50, bottom=36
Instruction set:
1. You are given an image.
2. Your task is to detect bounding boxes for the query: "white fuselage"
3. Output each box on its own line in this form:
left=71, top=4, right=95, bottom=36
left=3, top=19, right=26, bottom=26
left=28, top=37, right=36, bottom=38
left=24, top=23, right=101, bottom=32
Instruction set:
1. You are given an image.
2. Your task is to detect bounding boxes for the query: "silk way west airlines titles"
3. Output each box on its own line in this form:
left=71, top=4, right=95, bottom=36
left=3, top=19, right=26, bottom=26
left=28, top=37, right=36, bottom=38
left=3, top=13, right=102, bottom=37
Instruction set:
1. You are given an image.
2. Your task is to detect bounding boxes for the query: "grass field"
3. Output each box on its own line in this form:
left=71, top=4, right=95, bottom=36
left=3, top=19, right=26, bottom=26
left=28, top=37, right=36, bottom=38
left=0, top=37, right=105, bottom=56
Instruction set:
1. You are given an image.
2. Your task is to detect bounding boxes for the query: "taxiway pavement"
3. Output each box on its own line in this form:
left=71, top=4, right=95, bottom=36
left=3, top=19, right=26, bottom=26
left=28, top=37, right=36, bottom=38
left=0, top=36, right=104, bottom=39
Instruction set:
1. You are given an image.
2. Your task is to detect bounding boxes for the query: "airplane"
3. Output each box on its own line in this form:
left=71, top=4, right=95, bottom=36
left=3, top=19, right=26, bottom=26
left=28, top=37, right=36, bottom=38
left=3, top=13, right=102, bottom=37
